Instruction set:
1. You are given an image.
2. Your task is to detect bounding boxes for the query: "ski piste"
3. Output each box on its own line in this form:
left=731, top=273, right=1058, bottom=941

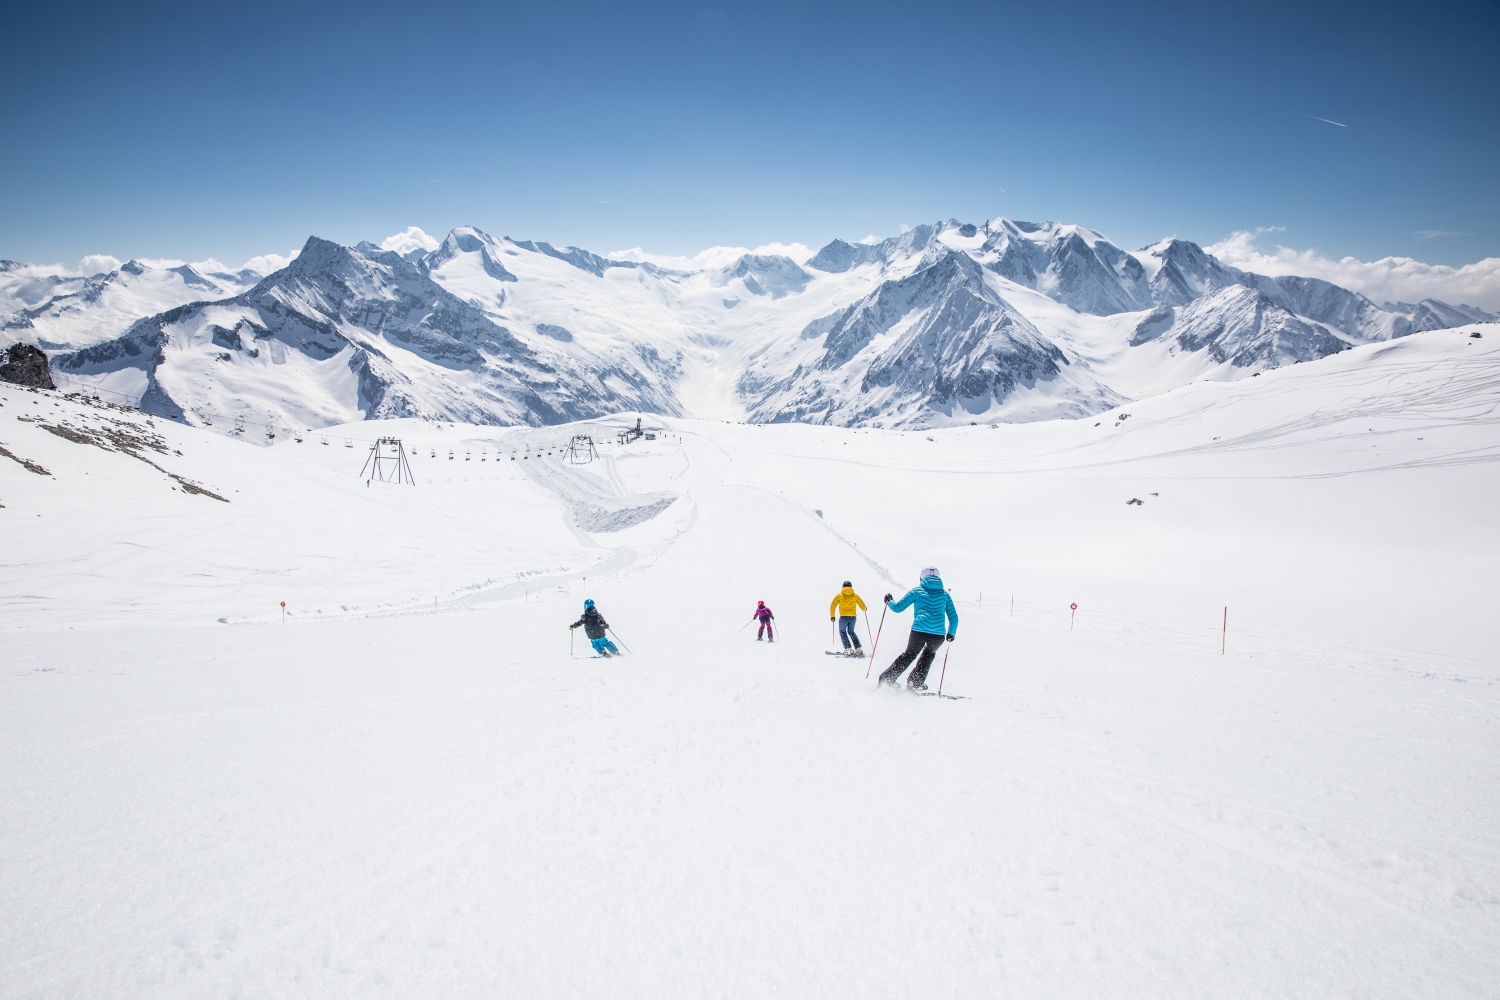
left=6, top=326, right=1494, bottom=1000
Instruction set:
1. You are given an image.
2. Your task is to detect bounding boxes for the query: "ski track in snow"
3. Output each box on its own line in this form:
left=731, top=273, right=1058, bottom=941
left=2, top=329, right=1499, bottom=998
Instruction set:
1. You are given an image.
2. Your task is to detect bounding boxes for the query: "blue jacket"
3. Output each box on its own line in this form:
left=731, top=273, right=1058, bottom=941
left=888, top=575, right=958, bottom=636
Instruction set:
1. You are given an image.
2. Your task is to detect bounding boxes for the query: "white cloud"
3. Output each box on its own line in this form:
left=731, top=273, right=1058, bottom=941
left=5, top=250, right=292, bottom=281
left=134, top=254, right=292, bottom=278
left=380, top=226, right=440, bottom=256
left=1206, top=230, right=1500, bottom=311
left=608, top=242, right=814, bottom=271
left=78, top=254, right=122, bottom=275
left=235, top=253, right=292, bottom=276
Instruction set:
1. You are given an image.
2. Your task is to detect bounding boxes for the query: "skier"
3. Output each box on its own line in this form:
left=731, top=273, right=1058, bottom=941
left=877, top=567, right=958, bottom=690
left=828, top=580, right=868, bottom=655
left=753, top=600, right=776, bottom=642
left=569, top=599, right=620, bottom=657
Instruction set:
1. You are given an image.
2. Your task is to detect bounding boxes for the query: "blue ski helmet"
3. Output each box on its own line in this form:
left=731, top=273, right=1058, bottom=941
left=584, top=599, right=595, bottom=608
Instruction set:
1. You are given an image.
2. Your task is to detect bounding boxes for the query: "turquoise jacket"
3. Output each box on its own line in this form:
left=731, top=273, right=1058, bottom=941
left=888, top=574, right=958, bottom=637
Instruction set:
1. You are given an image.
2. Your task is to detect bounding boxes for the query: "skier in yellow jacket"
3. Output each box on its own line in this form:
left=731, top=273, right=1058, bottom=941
left=828, top=581, right=868, bottom=655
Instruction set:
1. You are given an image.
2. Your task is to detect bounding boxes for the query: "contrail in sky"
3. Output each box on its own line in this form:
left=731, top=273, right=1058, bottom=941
left=1305, top=115, right=1348, bottom=127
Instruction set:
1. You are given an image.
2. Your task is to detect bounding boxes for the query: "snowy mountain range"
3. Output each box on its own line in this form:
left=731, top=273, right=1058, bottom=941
left=5, top=217, right=1493, bottom=436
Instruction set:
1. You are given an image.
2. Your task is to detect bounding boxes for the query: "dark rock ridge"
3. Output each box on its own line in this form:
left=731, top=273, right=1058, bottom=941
left=0, top=342, right=55, bottom=389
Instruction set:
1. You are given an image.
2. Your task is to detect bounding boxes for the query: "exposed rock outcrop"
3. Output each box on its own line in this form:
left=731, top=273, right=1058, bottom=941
left=0, top=343, right=54, bottom=389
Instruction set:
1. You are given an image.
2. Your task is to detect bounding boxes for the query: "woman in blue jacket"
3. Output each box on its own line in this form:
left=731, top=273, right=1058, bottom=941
left=878, top=567, right=958, bottom=690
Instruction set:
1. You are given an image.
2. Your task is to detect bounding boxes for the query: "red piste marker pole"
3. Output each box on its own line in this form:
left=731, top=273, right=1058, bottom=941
left=1070, top=602, right=1077, bottom=631
left=280, top=600, right=286, bottom=623
left=1222, top=606, right=1227, bottom=655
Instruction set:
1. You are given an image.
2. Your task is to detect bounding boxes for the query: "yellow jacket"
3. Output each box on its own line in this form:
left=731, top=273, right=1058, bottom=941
left=829, top=586, right=868, bottom=618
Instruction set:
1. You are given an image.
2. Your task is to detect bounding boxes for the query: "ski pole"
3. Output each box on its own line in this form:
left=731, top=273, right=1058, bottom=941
left=936, top=645, right=950, bottom=696
left=866, top=604, right=887, bottom=679
left=735, top=616, right=756, bottom=634
left=608, top=628, right=632, bottom=654
left=570, top=627, right=574, bottom=657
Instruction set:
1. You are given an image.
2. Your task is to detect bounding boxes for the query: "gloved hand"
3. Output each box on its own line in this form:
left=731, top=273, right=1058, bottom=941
left=883, top=592, right=893, bottom=603
left=946, top=633, right=955, bottom=642
left=569, top=624, right=576, bottom=630
left=830, top=616, right=835, bottom=621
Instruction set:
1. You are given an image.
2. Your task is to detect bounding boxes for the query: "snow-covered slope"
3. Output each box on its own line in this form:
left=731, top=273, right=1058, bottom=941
left=1385, top=296, right=1497, bottom=331
left=742, top=245, right=1126, bottom=425
left=50, top=235, right=684, bottom=437
left=0, top=258, right=262, bottom=351
left=3, top=327, right=1497, bottom=997
left=20, top=218, right=1499, bottom=432
left=1129, top=284, right=1351, bottom=369
left=1139, top=238, right=1413, bottom=341
left=967, top=218, right=1154, bottom=316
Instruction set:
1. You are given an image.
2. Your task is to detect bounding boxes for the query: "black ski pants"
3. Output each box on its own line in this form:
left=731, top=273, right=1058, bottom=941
left=879, top=630, right=945, bottom=687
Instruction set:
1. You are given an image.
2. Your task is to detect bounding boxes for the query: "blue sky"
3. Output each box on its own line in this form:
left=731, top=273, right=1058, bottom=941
left=2, top=0, right=1496, bottom=271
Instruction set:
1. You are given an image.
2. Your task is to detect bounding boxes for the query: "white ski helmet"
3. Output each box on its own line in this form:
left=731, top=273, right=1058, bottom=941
left=920, top=566, right=940, bottom=579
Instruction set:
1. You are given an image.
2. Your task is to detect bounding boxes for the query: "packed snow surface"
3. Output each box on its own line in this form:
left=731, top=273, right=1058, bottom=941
left=2, top=328, right=1498, bottom=997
